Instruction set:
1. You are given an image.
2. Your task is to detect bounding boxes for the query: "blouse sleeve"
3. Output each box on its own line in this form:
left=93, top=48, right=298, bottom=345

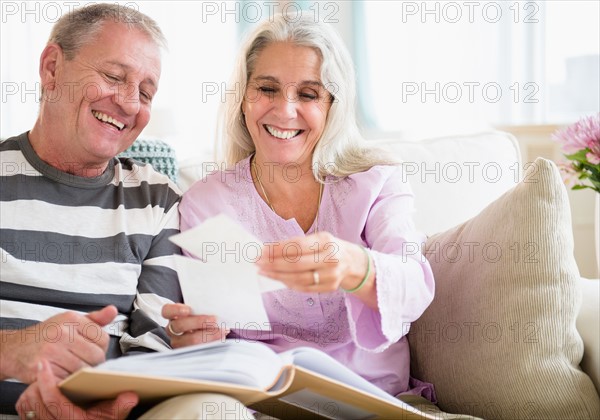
left=344, top=166, right=435, bottom=352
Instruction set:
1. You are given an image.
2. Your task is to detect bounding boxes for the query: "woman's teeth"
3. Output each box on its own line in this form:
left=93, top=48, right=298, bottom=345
left=265, top=125, right=301, bottom=139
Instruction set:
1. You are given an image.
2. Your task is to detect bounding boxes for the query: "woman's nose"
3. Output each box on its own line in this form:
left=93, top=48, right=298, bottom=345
left=274, top=89, right=298, bottom=120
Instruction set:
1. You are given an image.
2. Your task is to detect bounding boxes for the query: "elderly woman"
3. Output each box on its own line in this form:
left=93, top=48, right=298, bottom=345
left=164, top=12, right=436, bottom=407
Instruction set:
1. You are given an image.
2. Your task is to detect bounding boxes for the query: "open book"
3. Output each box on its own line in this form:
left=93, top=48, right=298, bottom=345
left=60, top=340, right=434, bottom=419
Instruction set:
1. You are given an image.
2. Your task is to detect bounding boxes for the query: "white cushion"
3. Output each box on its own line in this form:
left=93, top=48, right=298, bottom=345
left=372, top=131, right=521, bottom=235
left=178, top=157, right=218, bottom=193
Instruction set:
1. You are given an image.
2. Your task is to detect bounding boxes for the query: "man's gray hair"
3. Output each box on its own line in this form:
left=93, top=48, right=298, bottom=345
left=48, top=3, right=167, bottom=60
left=219, top=12, right=395, bottom=180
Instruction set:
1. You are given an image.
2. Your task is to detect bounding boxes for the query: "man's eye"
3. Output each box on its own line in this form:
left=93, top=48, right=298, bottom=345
left=140, top=91, right=152, bottom=102
left=105, top=73, right=121, bottom=83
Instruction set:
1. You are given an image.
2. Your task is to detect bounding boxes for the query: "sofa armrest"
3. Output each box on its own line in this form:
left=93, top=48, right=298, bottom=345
left=577, top=277, right=600, bottom=395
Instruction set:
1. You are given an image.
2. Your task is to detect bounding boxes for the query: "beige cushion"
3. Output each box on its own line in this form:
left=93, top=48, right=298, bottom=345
left=409, top=158, right=600, bottom=419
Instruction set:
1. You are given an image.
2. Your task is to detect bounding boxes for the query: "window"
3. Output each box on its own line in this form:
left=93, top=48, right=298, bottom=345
left=4, top=1, right=597, bottom=153
left=545, top=0, right=600, bottom=123
left=357, top=0, right=599, bottom=136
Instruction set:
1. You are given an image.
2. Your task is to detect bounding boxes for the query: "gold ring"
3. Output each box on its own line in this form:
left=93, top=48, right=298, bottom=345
left=167, top=322, right=184, bottom=336
left=312, top=270, right=320, bottom=286
left=25, top=411, right=36, bottom=419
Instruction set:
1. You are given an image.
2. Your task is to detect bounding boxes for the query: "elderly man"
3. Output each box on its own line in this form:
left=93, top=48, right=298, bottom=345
left=0, top=4, right=251, bottom=419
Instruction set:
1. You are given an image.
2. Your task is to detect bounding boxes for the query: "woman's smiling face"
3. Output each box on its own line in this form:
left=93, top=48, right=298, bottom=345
left=242, top=42, right=332, bottom=168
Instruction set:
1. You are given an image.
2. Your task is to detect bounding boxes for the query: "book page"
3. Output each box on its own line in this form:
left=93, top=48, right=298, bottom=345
left=283, top=347, right=398, bottom=403
left=94, top=340, right=284, bottom=390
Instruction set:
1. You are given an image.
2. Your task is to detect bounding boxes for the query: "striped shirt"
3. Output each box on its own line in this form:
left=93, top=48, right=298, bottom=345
left=0, top=132, right=182, bottom=410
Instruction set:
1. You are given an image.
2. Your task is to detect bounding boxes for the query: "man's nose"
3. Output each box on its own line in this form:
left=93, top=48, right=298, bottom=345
left=113, top=82, right=140, bottom=115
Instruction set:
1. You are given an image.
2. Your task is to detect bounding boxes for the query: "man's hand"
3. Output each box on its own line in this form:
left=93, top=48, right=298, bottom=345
left=1, top=306, right=118, bottom=383
left=16, top=359, right=138, bottom=420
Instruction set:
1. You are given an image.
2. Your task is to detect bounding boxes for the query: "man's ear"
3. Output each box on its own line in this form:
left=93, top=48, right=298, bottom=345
left=39, top=43, right=63, bottom=93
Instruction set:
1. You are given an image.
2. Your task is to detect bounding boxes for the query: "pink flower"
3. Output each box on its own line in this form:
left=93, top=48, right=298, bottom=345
left=552, top=113, right=600, bottom=155
left=587, top=152, right=600, bottom=165
left=557, top=161, right=580, bottom=189
left=553, top=114, right=600, bottom=194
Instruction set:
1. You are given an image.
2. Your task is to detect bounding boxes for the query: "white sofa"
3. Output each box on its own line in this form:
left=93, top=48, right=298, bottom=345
left=177, top=131, right=600, bottom=418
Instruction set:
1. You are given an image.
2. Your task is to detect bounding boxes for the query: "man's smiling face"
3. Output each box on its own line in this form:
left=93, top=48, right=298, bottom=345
left=42, top=21, right=161, bottom=170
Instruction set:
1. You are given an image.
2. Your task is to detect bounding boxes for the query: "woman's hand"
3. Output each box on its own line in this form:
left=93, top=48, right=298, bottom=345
left=16, top=360, right=138, bottom=420
left=256, top=232, right=377, bottom=307
left=161, top=304, right=229, bottom=348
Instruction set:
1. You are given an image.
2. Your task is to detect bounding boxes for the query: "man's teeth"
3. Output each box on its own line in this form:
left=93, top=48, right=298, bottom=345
left=265, top=125, right=301, bottom=139
left=92, top=111, right=125, bottom=131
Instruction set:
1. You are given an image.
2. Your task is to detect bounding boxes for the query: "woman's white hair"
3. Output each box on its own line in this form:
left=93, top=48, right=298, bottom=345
left=218, top=12, right=396, bottom=181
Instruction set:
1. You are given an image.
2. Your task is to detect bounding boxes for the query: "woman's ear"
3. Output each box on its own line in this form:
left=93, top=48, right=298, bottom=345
left=39, top=43, right=62, bottom=93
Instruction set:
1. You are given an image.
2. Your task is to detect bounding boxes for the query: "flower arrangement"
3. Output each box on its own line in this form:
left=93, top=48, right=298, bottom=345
left=553, top=113, right=600, bottom=193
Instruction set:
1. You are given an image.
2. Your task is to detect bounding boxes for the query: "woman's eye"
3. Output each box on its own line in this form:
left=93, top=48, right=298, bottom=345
left=300, top=91, right=318, bottom=101
left=258, top=86, right=276, bottom=94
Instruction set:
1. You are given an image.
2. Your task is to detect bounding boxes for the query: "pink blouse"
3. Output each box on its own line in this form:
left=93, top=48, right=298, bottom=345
left=179, top=157, right=435, bottom=398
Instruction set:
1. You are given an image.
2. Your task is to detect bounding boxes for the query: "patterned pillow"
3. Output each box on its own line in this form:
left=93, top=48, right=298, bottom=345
left=120, top=139, right=178, bottom=183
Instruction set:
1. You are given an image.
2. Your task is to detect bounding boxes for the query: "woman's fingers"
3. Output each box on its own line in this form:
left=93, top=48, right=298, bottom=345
left=161, top=303, right=192, bottom=320
left=169, top=326, right=230, bottom=348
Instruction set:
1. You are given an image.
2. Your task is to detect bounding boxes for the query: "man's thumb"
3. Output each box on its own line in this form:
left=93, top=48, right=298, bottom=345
left=86, top=305, right=118, bottom=327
